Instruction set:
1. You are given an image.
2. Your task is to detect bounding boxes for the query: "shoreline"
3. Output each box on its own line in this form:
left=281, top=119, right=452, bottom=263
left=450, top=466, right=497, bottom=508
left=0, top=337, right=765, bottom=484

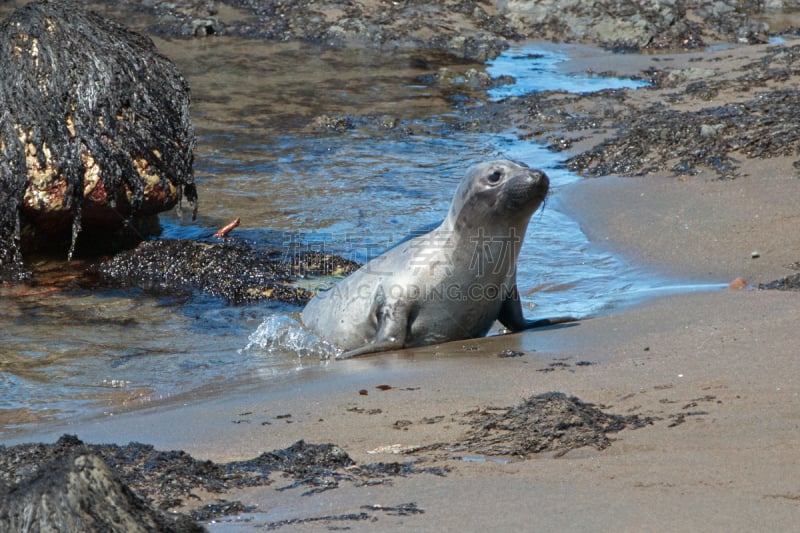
left=561, top=168, right=800, bottom=285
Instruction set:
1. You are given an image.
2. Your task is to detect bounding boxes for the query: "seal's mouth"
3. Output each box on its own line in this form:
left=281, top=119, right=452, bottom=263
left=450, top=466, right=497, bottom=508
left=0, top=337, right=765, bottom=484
left=503, top=169, right=549, bottom=213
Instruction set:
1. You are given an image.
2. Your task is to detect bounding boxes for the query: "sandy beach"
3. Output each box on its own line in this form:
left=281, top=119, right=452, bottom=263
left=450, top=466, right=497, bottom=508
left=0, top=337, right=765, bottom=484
left=10, top=290, right=800, bottom=531
left=4, top=2, right=800, bottom=530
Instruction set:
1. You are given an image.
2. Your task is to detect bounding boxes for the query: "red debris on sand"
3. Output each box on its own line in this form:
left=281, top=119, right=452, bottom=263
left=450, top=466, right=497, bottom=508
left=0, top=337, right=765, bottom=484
left=728, top=277, right=747, bottom=290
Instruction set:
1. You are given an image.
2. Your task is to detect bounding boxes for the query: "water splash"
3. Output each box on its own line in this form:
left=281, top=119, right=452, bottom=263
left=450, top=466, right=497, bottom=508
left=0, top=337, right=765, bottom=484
left=243, top=314, right=340, bottom=360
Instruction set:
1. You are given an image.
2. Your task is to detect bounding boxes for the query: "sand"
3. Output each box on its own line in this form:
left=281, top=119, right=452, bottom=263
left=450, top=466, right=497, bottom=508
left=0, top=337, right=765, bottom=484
left=10, top=248, right=800, bottom=531
left=7, top=39, right=800, bottom=533
left=11, top=288, right=800, bottom=531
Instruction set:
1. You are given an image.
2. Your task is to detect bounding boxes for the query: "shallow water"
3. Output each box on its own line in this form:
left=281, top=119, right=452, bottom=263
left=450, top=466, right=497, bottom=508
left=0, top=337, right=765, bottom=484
left=1, top=39, right=718, bottom=436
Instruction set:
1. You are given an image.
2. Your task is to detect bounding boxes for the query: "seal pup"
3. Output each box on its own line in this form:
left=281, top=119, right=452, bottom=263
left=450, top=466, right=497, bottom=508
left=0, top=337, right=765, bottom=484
left=301, top=160, right=575, bottom=358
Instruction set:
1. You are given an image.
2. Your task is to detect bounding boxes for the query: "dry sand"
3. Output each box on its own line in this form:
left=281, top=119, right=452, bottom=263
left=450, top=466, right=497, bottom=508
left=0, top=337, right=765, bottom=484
left=8, top=42, right=800, bottom=533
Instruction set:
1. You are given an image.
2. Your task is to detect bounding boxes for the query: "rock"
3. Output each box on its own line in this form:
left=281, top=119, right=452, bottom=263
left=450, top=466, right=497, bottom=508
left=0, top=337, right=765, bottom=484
left=0, top=0, right=198, bottom=278
left=497, top=0, right=691, bottom=49
left=145, top=0, right=225, bottom=37
left=0, top=437, right=204, bottom=533
left=207, top=0, right=515, bottom=62
left=497, top=0, right=767, bottom=50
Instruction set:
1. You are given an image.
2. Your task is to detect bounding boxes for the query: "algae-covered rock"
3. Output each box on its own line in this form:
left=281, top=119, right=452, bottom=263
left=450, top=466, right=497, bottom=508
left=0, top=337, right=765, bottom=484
left=0, top=0, right=197, bottom=279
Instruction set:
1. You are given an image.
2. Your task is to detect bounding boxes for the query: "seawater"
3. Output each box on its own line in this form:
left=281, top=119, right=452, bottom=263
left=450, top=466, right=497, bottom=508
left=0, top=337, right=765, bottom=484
left=0, top=40, right=715, bottom=435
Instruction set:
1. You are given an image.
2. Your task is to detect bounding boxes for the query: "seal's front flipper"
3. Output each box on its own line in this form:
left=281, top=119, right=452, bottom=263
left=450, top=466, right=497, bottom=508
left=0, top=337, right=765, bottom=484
left=498, top=285, right=577, bottom=332
left=336, top=299, right=410, bottom=360
left=520, top=316, right=577, bottom=329
left=497, top=285, right=531, bottom=331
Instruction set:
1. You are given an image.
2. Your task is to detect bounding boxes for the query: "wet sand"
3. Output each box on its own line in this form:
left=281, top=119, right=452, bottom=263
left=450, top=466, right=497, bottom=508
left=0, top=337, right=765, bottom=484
left=9, top=288, right=800, bottom=530
left=6, top=19, right=800, bottom=533
left=565, top=159, right=800, bottom=283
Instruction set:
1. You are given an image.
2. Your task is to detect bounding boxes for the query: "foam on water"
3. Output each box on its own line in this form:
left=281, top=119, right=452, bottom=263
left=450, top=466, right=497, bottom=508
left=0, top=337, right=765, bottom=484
left=243, top=314, right=340, bottom=360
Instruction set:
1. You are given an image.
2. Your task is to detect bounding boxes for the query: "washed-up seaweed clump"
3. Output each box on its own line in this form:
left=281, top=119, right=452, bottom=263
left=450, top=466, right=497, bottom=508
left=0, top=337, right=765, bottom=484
left=0, top=0, right=197, bottom=279
left=0, top=436, right=355, bottom=521
left=759, top=273, right=800, bottom=290
left=92, top=238, right=360, bottom=304
left=228, top=439, right=355, bottom=480
left=447, top=392, right=652, bottom=458
left=0, top=435, right=441, bottom=527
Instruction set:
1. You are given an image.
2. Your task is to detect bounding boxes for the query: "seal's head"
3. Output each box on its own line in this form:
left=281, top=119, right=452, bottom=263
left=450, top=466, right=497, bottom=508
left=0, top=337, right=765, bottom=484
left=447, top=159, right=549, bottom=232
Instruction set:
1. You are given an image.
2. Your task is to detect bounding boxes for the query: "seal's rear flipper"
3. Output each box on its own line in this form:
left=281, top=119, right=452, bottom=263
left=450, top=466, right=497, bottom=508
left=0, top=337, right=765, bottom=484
left=337, top=299, right=410, bottom=359
left=336, top=339, right=405, bottom=359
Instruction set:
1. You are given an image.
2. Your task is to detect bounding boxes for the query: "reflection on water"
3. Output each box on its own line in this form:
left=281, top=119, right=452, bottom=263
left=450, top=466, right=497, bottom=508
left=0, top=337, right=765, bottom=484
left=1, top=40, right=711, bottom=435
left=485, top=43, right=648, bottom=100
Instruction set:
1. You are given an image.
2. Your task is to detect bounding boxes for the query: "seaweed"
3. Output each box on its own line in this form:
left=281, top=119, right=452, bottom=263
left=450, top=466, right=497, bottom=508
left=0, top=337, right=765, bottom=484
left=421, top=392, right=654, bottom=458
left=91, top=239, right=361, bottom=304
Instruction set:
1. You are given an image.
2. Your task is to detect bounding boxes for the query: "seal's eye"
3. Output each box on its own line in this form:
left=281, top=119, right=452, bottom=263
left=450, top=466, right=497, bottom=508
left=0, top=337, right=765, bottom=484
left=487, top=170, right=502, bottom=184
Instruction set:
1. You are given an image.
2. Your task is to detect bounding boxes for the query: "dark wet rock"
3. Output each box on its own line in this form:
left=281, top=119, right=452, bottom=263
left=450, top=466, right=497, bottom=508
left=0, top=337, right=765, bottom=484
left=420, top=66, right=515, bottom=94
left=91, top=238, right=360, bottom=304
left=498, top=0, right=768, bottom=51
left=426, top=392, right=653, bottom=458
left=0, top=436, right=204, bottom=532
left=87, top=0, right=781, bottom=57
left=497, top=349, right=525, bottom=358
left=306, top=113, right=403, bottom=134
left=308, top=114, right=358, bottom=133
left=141, top=0, right=225, bottom=38
left=0, top=1, right=197, bottom=279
